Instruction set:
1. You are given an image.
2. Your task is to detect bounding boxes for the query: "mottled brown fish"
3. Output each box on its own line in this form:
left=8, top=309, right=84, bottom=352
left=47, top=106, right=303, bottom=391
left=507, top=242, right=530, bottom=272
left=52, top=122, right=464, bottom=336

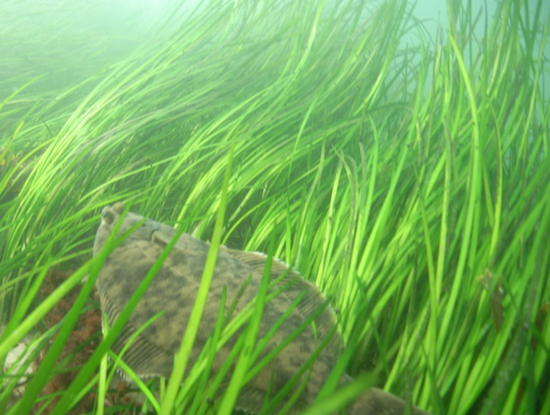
left=93, top=202, right=429, bottom=415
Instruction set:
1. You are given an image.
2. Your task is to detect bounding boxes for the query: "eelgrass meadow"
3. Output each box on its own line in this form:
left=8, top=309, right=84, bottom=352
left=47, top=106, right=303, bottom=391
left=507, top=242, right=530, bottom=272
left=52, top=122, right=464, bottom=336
left=1, top=0, right=549, bottom=413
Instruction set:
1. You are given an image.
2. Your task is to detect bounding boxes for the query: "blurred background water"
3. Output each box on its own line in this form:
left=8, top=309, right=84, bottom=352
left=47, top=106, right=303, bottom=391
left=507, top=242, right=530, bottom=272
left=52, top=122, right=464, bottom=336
left=1, top=0, right=548, bottom=99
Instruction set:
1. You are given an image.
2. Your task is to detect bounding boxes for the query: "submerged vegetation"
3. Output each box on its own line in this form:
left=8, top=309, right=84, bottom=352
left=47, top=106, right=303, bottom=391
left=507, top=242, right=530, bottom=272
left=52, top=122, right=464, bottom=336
left=0, top=0, right=549, bottom=413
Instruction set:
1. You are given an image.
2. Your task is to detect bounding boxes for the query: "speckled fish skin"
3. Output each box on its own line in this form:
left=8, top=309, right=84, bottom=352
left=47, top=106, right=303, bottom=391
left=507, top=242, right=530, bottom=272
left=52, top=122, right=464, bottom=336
left=93, top=203, right=429, bottom=415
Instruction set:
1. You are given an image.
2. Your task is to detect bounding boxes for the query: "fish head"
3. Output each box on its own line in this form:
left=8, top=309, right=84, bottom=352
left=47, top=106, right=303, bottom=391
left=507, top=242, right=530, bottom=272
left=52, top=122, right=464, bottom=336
left=93, top=202, right=164, bottom=256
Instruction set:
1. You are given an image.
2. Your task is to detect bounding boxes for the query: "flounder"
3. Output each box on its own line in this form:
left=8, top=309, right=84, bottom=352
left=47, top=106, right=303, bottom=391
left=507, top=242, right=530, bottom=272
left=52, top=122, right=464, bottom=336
left=93, top=203, right=429, bottom=415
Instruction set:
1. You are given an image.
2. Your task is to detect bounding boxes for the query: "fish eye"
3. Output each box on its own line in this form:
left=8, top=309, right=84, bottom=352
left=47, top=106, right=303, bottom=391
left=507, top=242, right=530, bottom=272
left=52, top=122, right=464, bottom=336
left=101, top=209, right=115, bottom=225
left=113, top=202, right=124, bottom=214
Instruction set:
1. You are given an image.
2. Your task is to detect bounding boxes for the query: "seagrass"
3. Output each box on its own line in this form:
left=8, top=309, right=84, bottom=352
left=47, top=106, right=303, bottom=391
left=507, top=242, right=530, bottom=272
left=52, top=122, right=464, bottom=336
left=93, top=203, right=429, bottom=414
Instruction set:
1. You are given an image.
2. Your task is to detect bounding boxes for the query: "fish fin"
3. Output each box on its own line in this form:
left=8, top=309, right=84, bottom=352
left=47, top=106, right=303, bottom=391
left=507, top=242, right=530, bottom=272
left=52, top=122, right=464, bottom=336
left=214, top=380, right=305, bottom=415
left=98, top=288, right=174, bottom=379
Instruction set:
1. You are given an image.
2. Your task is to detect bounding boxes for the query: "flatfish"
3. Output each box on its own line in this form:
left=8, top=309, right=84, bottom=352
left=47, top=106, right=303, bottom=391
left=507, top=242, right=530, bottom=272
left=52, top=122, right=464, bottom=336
left=93, top=203, right=428, bottom=415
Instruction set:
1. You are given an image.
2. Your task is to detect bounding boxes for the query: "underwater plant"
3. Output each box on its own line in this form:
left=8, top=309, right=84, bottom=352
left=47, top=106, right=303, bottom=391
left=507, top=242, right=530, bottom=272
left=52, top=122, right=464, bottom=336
left=0, top=0, right=549, bottom=414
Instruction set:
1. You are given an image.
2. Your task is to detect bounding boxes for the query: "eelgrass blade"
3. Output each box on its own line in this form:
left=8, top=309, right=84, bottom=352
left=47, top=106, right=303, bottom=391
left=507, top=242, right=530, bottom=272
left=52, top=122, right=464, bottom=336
left=216, top=237, right=274, bottom=415
left=159, top=136, right=236, bottom=415
left=186, top=287, right=227, bottom=415
left=0, top=0, right=549, bottom=413
left=298, top=373, right=376, bottom=415
left=46, top=206, right=173, bottom=415
left=7, top=257, right=101, bottom=415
